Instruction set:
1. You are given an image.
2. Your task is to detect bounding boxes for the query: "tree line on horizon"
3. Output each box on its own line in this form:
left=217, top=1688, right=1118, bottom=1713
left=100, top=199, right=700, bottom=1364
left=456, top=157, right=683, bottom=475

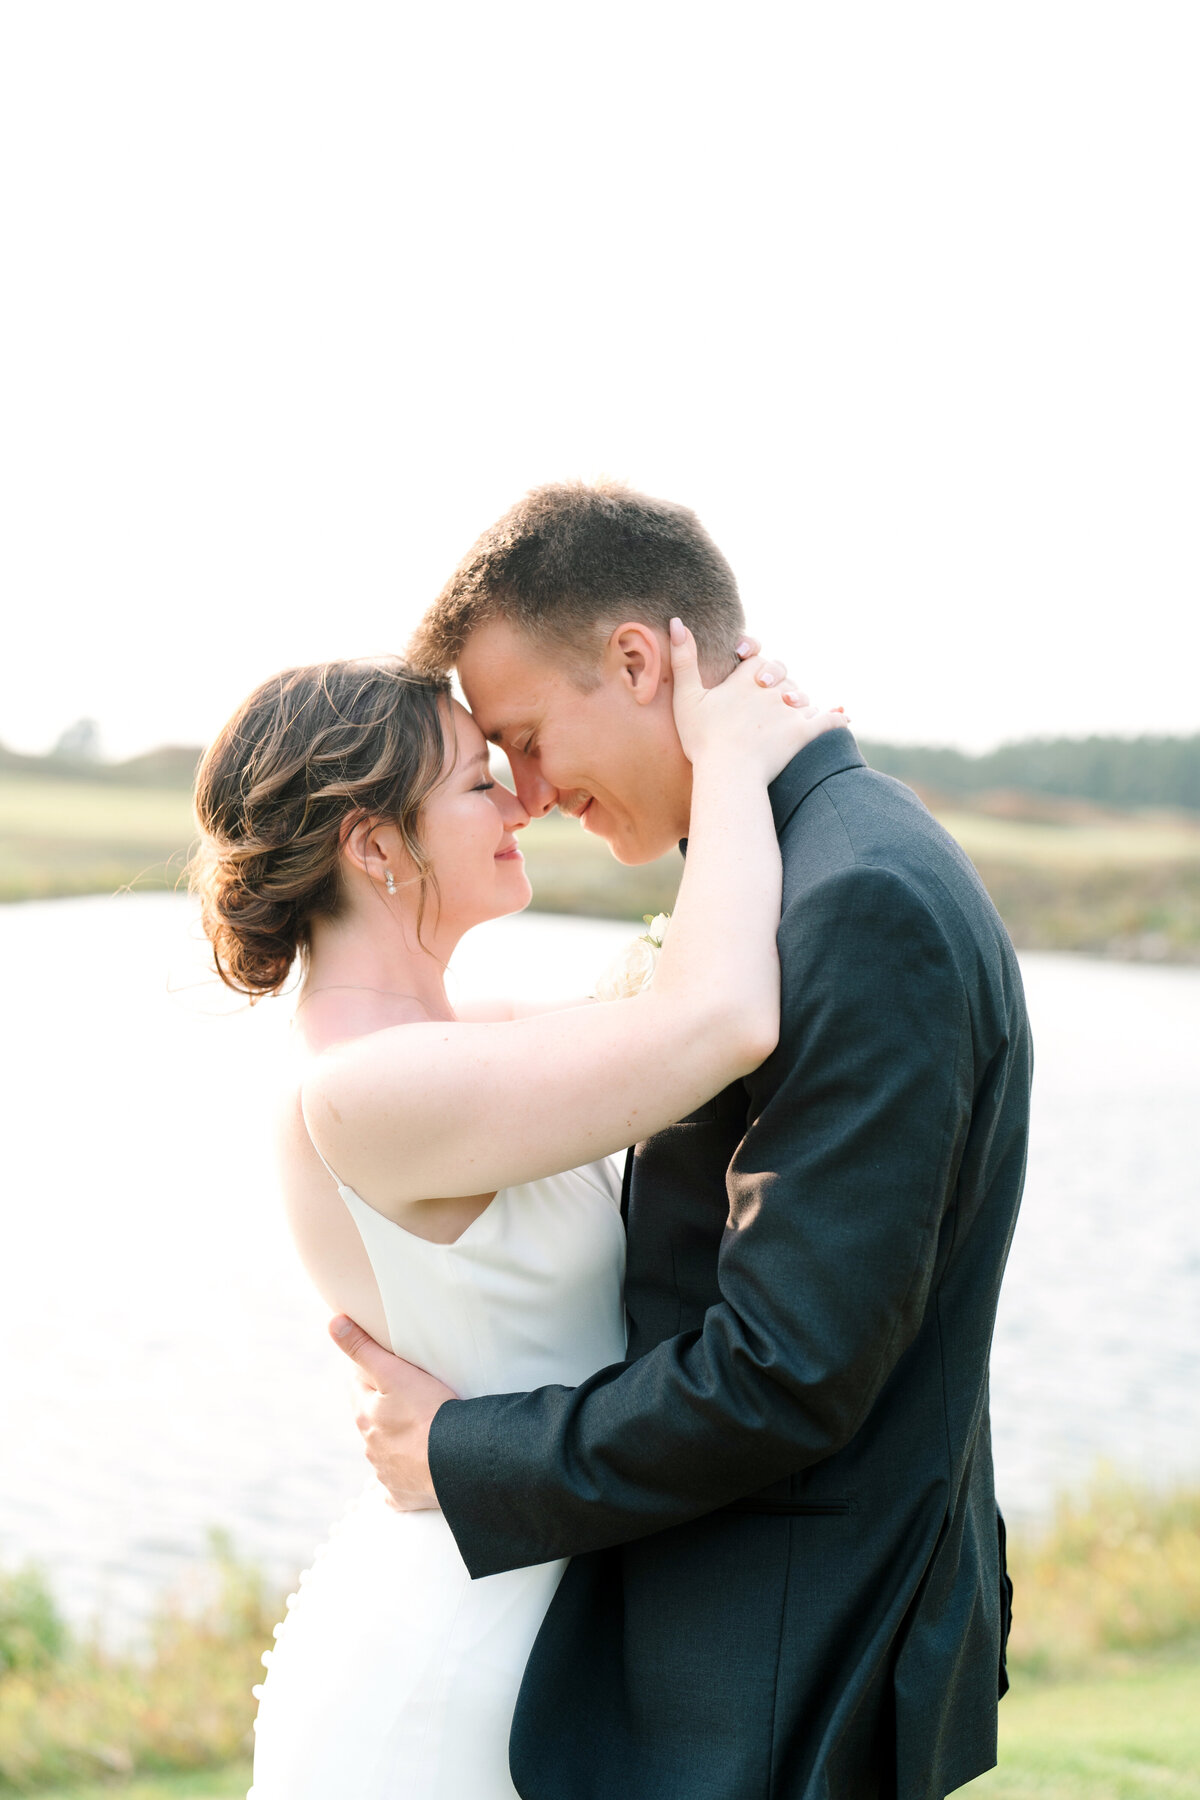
left=858, top=733, right=1200, bottom=813
left=3, top=728, right=1199, bottom=812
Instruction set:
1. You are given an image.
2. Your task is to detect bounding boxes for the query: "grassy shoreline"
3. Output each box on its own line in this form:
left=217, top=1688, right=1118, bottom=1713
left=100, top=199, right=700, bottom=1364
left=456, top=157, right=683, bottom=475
left=21, top=1774, right=251, bottom=1800
left=12, top=1667, right=1200, bottom=1800
left=2, top=1484, right=1198, bottom=1795
left=20, top=1645, right=1200, bottom=1798
left=2, top=768, right=1200, bottom=961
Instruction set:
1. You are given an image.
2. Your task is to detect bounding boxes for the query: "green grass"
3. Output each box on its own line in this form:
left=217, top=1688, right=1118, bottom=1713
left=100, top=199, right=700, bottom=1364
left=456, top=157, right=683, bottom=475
left=19, top=1666, right=1200, bottom=1800
left=21, top=1771, right=250, bottom=1800
left=1, top=765, right=1199, bottom=959
left=0, top=771, right=687, bottom=917
left=1003, top=1483, right=1200, bottom=1681
left=959, top=1654, right=1200, bottom=1798
left=516, top=811, right=683, bottom=920
left=957, top=1480, right=1200, bottom=1795
left=0, top=1537, right=272, bottom=1794
left=19, top=1661, right=1199, bottom=1800
left=0, top=774, right=195, bottom=902
left=967, top=858, right=1200, bottom=962
left=0, top=777, right=195, bottom=845
left=942, top=808, right=1200, bottom=869
left=1, top=1482, right=1197, bottom=1795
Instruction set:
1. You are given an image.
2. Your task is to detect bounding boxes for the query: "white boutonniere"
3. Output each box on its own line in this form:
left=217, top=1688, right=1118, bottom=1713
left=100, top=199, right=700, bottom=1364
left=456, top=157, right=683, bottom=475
left=594, top=913, right=671, bottom=1000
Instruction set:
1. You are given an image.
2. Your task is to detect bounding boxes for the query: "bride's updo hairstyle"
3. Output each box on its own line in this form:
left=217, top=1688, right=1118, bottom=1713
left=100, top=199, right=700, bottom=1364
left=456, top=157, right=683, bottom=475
left=192, top=657, right=451, bottom=999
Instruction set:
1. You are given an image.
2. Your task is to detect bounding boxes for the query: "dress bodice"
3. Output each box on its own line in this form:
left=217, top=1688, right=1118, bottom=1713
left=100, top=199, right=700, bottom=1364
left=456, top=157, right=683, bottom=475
left=333, top=1159, right=628, bottom=1398
left=252, top=1155, right=628, bottom=1799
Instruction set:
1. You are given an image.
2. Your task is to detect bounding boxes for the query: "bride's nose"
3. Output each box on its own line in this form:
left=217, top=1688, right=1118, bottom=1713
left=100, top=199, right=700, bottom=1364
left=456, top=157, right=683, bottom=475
left=495, top=782, right=530, bottom=831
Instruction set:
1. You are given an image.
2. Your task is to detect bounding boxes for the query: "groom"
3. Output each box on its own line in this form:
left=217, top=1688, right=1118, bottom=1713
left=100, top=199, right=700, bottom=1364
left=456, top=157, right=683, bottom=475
left=332, top=481, right=1031, bottom=1799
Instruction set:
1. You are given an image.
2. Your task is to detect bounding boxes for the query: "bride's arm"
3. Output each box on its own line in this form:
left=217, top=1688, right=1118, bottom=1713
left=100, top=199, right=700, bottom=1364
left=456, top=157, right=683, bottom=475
left=452, top=995, right=597, bottom=1022
left=301, top=625, right=840, bottom=1205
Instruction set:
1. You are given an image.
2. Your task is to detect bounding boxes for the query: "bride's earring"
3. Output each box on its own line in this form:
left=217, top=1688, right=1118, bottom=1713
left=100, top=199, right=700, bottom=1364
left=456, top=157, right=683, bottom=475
left=385, top=871, right=396, bottom=895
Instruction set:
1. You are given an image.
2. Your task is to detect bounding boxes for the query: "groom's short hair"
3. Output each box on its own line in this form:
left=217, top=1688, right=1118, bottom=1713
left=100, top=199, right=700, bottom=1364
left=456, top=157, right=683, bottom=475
left=409, top=480, right=745, bottom=682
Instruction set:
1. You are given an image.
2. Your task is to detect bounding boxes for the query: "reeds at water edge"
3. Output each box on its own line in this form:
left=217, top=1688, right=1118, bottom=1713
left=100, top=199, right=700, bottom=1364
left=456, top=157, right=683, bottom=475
left=0, top=1478, right=1197, bottom=1794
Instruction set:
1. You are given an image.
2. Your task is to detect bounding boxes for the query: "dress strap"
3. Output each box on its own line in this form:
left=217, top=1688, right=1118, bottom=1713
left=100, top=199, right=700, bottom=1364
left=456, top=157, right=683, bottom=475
left=307, top=1134, right=346, bottom=1191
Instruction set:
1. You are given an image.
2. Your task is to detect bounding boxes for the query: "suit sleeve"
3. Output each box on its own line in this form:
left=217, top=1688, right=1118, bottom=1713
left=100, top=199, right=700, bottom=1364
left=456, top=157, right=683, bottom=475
left=428, top=863, right=971, bottom=1578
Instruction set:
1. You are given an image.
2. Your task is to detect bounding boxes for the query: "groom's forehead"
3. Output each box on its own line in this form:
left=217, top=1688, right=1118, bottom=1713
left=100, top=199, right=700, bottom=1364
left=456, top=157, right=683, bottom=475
left=458, top=647, right=556, bottom=741
left=459, top=673, right=529, bottom=743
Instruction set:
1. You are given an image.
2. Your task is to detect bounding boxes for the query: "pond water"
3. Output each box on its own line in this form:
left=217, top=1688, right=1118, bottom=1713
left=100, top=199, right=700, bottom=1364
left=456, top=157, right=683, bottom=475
left=1, top=894, right=1197, bottom=1636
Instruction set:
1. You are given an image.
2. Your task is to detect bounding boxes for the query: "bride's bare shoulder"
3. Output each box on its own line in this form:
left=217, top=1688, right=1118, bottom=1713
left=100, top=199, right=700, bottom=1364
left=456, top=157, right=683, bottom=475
left=289, top=993, right=443, bottom=1165
left=292, top=990, right=437, bottom=1057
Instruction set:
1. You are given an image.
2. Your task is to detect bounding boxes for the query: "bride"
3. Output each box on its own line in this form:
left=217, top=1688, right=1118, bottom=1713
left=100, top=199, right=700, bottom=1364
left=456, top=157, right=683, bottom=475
left=191, top=621, right=840, bottom=1799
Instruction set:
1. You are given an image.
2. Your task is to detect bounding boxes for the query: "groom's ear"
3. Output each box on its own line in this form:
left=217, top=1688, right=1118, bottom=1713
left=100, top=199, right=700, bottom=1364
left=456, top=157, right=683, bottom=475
left=607, top=622, right=668, bottom=707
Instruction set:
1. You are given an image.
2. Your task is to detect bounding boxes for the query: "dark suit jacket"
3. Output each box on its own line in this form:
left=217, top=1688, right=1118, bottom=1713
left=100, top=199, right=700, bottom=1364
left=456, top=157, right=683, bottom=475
left=430, top=730, right=1031, bottom=1800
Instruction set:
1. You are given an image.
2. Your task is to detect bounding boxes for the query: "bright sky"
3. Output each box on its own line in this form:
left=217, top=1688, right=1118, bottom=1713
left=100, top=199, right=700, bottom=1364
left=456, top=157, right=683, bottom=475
left=2, top=4, right=1197, bottom=759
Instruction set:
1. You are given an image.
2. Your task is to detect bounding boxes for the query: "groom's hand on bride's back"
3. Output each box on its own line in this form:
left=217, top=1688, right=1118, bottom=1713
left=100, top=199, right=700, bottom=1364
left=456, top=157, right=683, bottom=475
left=328, top=1315, right=457, bottom=1512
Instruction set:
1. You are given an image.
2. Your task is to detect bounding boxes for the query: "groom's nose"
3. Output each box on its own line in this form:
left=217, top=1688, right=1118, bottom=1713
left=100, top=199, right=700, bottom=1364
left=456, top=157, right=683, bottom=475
left=507, top=751, right=559, bottom=818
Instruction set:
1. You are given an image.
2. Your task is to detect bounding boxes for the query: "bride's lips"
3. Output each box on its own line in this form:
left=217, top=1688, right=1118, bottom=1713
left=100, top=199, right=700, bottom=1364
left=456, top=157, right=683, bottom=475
left=494, top=843, right=524, bottom=862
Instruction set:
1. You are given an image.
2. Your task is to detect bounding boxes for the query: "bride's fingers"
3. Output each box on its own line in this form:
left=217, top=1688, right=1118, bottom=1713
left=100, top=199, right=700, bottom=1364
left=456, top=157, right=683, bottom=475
left=754, top=659, right=788, bottom=688
left=734, top=634, right=760, bottom=661
left=668, top=617, right=704, bottom=702
left=782, top=692, right=849, bottom=725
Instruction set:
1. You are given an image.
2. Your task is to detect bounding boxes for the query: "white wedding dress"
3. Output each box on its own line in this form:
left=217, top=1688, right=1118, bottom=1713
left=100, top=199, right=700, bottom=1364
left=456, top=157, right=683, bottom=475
left=248, top=1155, right=627, bottom=1799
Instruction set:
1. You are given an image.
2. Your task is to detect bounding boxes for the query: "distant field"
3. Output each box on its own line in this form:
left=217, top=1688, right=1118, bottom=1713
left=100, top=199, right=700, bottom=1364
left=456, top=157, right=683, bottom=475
left=516, top=811, right=682, bottom=919
left=0, top=774, right=683, bottom=916
left=0, top=774, right=195, bottom=902
left=1, top=767, right=1198, bottom=959
left=940, top=807, right=1200, bottom=869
